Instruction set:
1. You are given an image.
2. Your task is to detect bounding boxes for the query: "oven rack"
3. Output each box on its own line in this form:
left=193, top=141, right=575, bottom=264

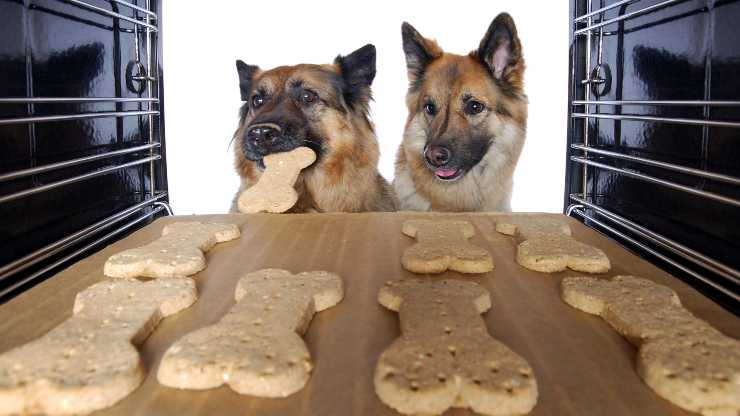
left=565, top=0, right=740, bottom=308
left=0, top=0, right=169, bottom=300
left=63, top=0, right=157, bottom=30
left=0, top=194, right=169, bottom=300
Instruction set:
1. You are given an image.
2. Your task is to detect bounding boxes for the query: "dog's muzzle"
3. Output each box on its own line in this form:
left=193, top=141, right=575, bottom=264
left=424, top=144, right=464, bottom=181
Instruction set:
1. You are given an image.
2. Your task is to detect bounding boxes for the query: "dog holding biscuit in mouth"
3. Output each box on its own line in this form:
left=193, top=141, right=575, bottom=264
left=229, top=44, right=398, bottom=213
left=394, top=13, right=528, bottom=212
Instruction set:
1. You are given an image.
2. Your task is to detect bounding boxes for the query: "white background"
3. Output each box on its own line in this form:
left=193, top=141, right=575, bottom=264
left=162, top=1, right=569, bottom=214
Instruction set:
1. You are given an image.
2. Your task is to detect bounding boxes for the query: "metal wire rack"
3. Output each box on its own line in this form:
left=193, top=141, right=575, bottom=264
left=566, top=0, right=740, bottom=308
left=0, top=0, right=170, bottom=300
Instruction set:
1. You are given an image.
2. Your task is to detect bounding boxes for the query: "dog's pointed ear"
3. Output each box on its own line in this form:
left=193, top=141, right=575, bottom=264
left=236, top=60, right=260, bottom=101
left=401, top=22, right=442, bottom=85
left=474, top=13, right=524, bottom=90
left=334, top=43, right=376, bottom=108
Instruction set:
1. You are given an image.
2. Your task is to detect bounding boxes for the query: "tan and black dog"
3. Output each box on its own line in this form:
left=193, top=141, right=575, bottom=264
left=230, top=44, right=398, bottom=213
left=394, top=13, right=527, bottom=212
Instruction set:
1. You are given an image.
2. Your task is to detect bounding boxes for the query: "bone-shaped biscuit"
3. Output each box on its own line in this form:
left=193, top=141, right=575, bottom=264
left=237, top=147, right=316, bottom=213
left=375, top=279, right=538, bottom=415
left=0, top=278, right=197, bottom=416
left=561, top=276, right=740, bottom=416
left=496, top=218, right=610, bottom=273
left=104, top=221, right=240, bottom=278
left=157, top=268, right=343, bottom=397
left=401, top=220, right=494, bottom=274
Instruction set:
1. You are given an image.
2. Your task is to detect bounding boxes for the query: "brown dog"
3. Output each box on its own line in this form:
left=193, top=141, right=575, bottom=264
left=230, top=44, right=398, bottom=213
left=394, top=13, right=527, bottom=212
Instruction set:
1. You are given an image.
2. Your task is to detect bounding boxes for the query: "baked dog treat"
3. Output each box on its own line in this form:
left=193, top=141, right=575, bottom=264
left=401, top=220, right=494, bottom=274
left=0, top=278, right=197, bottom=416
left=158, top=268, right=343, bottom=397
left=562, top=276, right=740, bottom=416
left=496, top=218, right=610, bottom=273
left=104, top=221, right=241, bottom=278
left=375, top=279, right=538, bottom=416
left=237, top=147, right=316, bottom=213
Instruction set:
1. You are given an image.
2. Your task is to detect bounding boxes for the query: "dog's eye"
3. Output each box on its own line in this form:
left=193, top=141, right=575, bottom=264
left=423, top=102, right=437, bottom=116
left=300, top=90, right=318, bottom=105
left=464, top=100, right=485, bottom=115
left=252, top=94, right=265, bottom=109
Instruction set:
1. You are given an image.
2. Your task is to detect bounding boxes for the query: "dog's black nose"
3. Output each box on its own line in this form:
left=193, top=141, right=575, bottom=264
left=425, top=145, right=451, bottom=167
left=247, top=123, right=281, bottom=145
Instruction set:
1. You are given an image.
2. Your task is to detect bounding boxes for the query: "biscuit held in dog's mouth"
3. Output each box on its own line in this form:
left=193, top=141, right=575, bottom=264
left=255, top=152, right=318, bottom=172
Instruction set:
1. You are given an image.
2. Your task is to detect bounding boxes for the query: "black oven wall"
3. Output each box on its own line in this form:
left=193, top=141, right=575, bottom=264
left=0, top=0, right=168, bottom=300
left=566, top=0, right=740, bottom=311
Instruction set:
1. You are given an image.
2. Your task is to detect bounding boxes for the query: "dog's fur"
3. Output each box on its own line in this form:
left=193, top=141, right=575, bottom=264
left=229, top=45, right=397, bottom=213
left=394, top=13, right=528, bottom=212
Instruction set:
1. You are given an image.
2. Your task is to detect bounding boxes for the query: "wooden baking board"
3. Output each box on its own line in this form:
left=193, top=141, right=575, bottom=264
left=1, top=212, right=738, bottom=416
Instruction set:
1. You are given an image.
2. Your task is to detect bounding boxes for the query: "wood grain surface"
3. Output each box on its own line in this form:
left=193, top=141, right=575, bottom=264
left=1, top=212, right=737, bottom=416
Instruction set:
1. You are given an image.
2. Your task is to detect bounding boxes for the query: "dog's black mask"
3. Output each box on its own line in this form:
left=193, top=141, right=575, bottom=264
left=423, top=135, right=491, bottom=181
left=239, top=100, right=323, bottom=168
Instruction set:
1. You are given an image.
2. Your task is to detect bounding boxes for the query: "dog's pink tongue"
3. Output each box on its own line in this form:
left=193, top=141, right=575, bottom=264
left=435, top=168, right=459, bottom=178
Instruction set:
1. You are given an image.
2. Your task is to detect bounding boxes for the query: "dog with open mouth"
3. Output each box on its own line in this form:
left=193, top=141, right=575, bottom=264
left=393, top=13, right=528, bottom=212
left=229, top=44, right=398, bottom=213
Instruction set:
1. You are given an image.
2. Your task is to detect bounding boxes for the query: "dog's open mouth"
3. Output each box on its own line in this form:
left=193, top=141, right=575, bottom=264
left=433, top=166, right=464, bottom=181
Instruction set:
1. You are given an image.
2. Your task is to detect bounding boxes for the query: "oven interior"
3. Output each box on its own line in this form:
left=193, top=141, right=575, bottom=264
left=0, top=0, right=737, bottom=312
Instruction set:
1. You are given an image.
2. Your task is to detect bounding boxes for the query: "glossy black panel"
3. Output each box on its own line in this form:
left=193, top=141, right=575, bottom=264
left=567, top=0, right=740, bottom=309
left=709, top=0, right=740, bottom=178
left=0, top=0, right=30, bottom=175
left=0, top=0, right=166, bottom=298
